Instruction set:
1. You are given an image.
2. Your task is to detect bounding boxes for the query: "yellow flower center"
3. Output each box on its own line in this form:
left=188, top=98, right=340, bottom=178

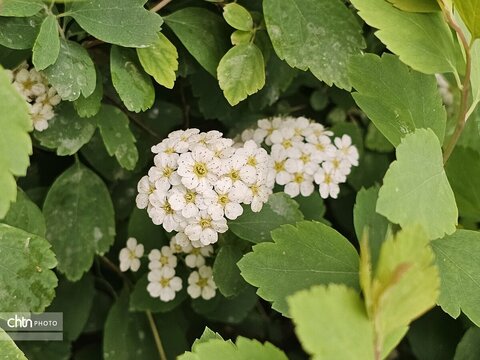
left=282, top=139, right=292, bottom=148
left=160, top=255, right=169, bottom=265
left=193, top=162, right=208, bottom=177
left=163, top=166, right=174, bottom=177
left=199, top=218, right=212, bottom=229
left=250, top=184, right=259, bottom=196
left=300, top=154, right=310, bottom=163
left=274, top=160, right=285, bottom=172
left=229, top=169, right=240, bottom=181
left=247, top=155, right=257, bottom=167
left=184, top=190, right=196, bottom=203
left=160, top=277, right=170, bottom=287
left=315, top=143, right=325, bottom=151
left=162, top=202, right=174, bottom=215
left=197, top=277, right=209, bottom=288
left=165, top=147, right=175, bottom=154
left=219, top=195, right=229, bottom=206
left=294, top=173, right=304, bottom=184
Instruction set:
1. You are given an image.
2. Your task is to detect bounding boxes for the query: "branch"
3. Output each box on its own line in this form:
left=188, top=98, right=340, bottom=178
left=146, top=310, right=168, bottom=360
left=441, top=4, right=472, bottom=164
left=149, top=0, right=173, bottom=13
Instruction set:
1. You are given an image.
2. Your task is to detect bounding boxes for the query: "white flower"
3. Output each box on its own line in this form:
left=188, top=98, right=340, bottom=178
left=244, top=181, right=271, bottom=212
left=136, top=176, right=155, bottom=209
left=36, top=87, right=61, bottom=107
left=184, top=211, right=228, bottom=246
left=147, top=267, right=182, bottom=302
left=177, top=146, right=221, bottom=193
left=151, top=137, right=184, bottom=160
left=283, top=160, right=315, bottom=198
left=148, top=246, right=178, bottom=270
left=30, top=103, right=54, bottom=132
left=203, top=181, right=244, bottom=220
left=148, top=155, right=181, bottom=188
left=314, top=166, right=341, bottom=199
left=185, top=245, right=213, bottom=268
left=119, top=237, right=144, bottom=272
left=167, top=185, right=207, bottom=219
left=170, top=233, right=193, bottom=254
left=334, top=135, right=359, bottom=166
left=270, top=146, right=290, bottom=185
left=167, top=128, right=200, bottom=152
left=187, top=266, right=217, bottom=300
left=148, top=190, right=183, bottom=232
left=189, top=130, right=223, bottom=150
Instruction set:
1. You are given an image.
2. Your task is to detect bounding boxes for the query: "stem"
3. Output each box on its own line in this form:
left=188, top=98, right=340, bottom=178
left=441, top=4, right=473, bottom=164
left=149, top=0, right=173, bottom=12
left=146, top=311, right=168, bottom=360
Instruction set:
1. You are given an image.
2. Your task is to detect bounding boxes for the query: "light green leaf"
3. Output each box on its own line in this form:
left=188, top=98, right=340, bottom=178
left=349, top=54, right=446, bottom=146
left=446, top=147, right=480, bottom=219
left=377, top=129, right=458, bottom=240
left=264, top=0, right=365, bottom=89
left=217, top=43, right=265, bottom=106
left=43, top=39, right=96, bottom=101
left=231, top=30, right=252, bottom=45
left=70, top=0, right=162, bottom=47
left=289, top=284, right=375, bottom=360
left=48, top=274, right=95, bottom=341
left=110, top=45, right=155, bottom=112
left=0, top=329, right=27, bottom=360
left=129, top=273, right=187, bottom=313
left=454, top=327, right=480, bottom=360
left=229, top=193, right=303, bottom=243
left=387, top=0, right=439, bottom=12
left=32, top=14, right=60, bottom=71
left=432, top=230, right=480, bottom=326
left=213, top=240, right=248, bottom=297
left=192, top=328, right=225, bottom=351
left=137, top=32, right=178, bottom=89
left=0, top=0, right=44, bottom=17
left=238, top=221, right=359, bottom=316
left=43, top=162, right=115, bottom=281
left=350, top=0, right=461, bottom=75
left=73, top=68, right=103, bottom=118
left=104, top=289, right=158, bottom=360
left=454, top=0, right=480, bottom=39
left=165, top=7, right=230, bottom=77
left=0, top=14, right=43, bottom=49
left=353, top=186, right=389, bottom=269
left=0, top=67, right=32, bottom=219
left=1, top=190, right=45, bottom=237
left=96, top=105, right=138, bottom=170
left=0, top=223, right=57, bottom=313
left=179, top=337, right=288, bottom=360
left=223, top=3, right=253, bottom=31
left=34, top=102, right=97, bottom=156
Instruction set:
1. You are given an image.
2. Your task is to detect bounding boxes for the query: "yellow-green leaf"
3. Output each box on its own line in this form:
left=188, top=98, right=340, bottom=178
left=454, top=0, right=480, bottom=39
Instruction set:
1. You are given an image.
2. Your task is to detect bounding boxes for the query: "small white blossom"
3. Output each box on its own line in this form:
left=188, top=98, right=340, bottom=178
left=334, top=135, right=359, bottom=166
left=170, top=233, right=193, bottom=254
left=184, top=211, right=228, bottom=246
left=314, top=165, right=341, bottom=199
left=119, top=238, right=144, bottom=272
left=177, top=146, right=221, bottom=192
left=187, top=266, right=217, bottom=300
left=147, top=267, right=182, bottom=302
left=148, top=246, right=177, bottom=270
left=185, top=245, right=213, bottom=268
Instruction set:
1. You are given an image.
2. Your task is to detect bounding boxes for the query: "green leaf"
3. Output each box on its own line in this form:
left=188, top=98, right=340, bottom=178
left=137, top=32, right=178, bottom=89
left=43, top=39, right=96, bottom=101
left=264, top=0, right=365, bottom=90
left=165, top=7, right=230, bottom=77
left=0, top=45, right=30, bottom=68
left=1, top=190, right=46, bottom=237
left=229, top=193, right=303, bottom=243
left=104, top=289, right=158, bottom=360
left=432, top=230, right=480, bottom=326
left=387, top=0, right=439, bottom=12
left=365, top=123, right=394, bottom=153
left=96, top=105, right=138, bottom=171
left=0, top=67, right=32, bottom=219
left=0, top=14, right=43, bottom=50
left=34, top=102, right=97, bottom=156
left=0, top=329, right=27, bottom=360
left=129, top=273, right=187, bottom=313
left=70, top=0, right=163, bottom=47
left=110, top=45, right=155, bottom=112
left=217, top=43, right=265, bottom=106
left=0, top=223, right=57, bottom=312
left=213, top=240, right=248, bottom=297
left=48, top=274, right=95, bottom=341
left=128, top=207, right=169, bottom=252
left=32, top=14, right=60, bottom=71
left=377, top=129, right=458, bottom=240
left=446, top=147, right=480, bottom=219
left=238, top=221, right=359, bottom=316
left=223, top=3, right=253, bottom=31
left=349, top=53, right=446, bottom=146
left=179, top=336, right=288, bottom=360
left=289, top=284, right=375, bottom=360
left=350, top=0, right=462, bottom=75
left=454, top=327, right=480, bottom=360
left=0, top=0, right=44, bottom=17
left=454, top=0, right=480, bottom=39
left=192, top=328, right=225, bottom=351
left=231, top=30, right=252, bottom=45
left=294, top=191, right=326, bottom=222
left=73, top=68, right=103, bottom=118
left=43, top=162, right=115, bottom=281
left=353, top=186, right=389, bottom=269
left=18, top=342, right=70, bottom=360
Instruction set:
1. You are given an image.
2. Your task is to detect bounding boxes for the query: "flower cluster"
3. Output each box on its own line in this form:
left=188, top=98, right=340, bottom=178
left=136, top=129, right=273, bottom=248
left=118, top=235, right=218, bottom=302
left=241, top=116, right=359, bottom=199
left=7, top=63, right=61, bottom=132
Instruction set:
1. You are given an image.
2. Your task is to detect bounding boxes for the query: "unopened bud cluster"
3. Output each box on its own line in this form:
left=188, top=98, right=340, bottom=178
left=7, top=63, right=61, bottom=132
left=241, top=116, right=359, bottom=199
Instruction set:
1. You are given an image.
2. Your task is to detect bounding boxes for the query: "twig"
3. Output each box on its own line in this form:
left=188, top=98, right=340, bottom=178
left=146, top=310, right=168, bottom=360
left=441, top=3, right=473, bottom=163
left=83, top=39, right=105, bottom=49
left=150, top=0, right=173, bottom=13
left=99, top=255, right=132, bottom=288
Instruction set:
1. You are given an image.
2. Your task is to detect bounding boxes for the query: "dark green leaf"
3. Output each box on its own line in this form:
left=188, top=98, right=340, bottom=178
left=2, top=190, right=45, bottom=237
left=0, top=14, right=43, bottom=50
left=32, top=14, right=60, bottom=71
